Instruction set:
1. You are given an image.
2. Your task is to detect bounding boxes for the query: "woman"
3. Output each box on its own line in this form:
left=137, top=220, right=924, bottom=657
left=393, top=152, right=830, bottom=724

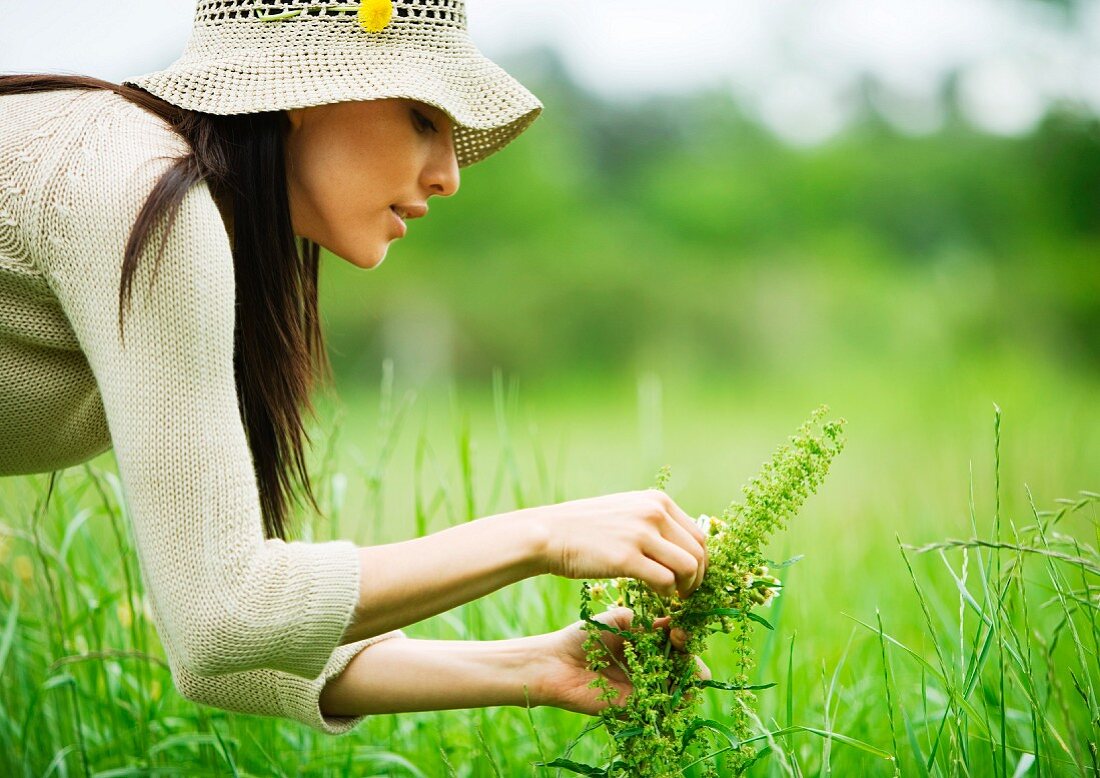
left=0, top=0, right=709, bottom=735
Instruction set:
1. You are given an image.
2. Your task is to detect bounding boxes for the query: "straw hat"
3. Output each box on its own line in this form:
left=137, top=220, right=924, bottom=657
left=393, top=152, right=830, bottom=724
left=122, top=0, right=543, bottom=167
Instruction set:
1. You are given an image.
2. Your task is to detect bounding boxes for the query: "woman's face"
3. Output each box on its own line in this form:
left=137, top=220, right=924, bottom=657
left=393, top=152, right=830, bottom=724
left=283, top=98, right=460, bottom=269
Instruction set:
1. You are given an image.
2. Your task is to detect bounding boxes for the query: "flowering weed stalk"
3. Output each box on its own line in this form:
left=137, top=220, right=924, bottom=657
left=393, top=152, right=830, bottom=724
left=548, top=406, right=845, bottom=776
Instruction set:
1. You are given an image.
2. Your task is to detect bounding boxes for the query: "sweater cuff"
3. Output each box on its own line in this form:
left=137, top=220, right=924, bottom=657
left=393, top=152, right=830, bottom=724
left=280, top=539, right=364, bottom=680
left=276, top=629, right=407, bottom=735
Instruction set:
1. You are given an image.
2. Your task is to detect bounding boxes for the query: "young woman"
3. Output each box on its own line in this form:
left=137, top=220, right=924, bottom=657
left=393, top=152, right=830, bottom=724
left=0, top=0, right=709, bottom=735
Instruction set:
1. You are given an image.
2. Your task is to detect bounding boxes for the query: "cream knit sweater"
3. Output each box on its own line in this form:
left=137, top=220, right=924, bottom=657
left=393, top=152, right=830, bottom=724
left=0, top=87, right=404, bottom=735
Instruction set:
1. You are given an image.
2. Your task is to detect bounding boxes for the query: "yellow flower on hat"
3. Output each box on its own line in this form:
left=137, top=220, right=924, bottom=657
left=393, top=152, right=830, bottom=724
left=358, top=0, right=393, bottom=32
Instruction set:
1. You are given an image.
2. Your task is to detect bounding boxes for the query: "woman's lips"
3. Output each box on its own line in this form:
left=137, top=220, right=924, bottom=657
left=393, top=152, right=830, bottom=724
left=389, top=206, right=407, bottom=238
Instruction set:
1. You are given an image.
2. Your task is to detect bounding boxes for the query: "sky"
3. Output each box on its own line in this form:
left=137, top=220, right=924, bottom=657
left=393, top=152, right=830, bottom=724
left=2, top=0, right=1098, bottom=145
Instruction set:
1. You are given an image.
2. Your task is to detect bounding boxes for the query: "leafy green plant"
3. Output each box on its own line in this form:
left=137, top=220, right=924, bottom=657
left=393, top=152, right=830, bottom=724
left=542, top=406, right=846, bottom=776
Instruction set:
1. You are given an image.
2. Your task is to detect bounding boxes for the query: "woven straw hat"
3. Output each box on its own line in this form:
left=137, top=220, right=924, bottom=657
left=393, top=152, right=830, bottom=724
left=122, top=0, right=543, bottom=167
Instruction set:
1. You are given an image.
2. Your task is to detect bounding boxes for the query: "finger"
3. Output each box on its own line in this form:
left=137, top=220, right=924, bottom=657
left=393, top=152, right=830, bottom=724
left=631, top=554, right=677, bottom=599
left=656, top=510, right=706, bottom=594
left=662, top=494, right=708, bottom=547
left=695, top=656, right=711, bottom=682
left=651, top=618, right=689, bottom=651
left=641, top=534, right=700, bottom=598
left=670, top=627, right=688, bottom=651
left=594, top=606, right=634, bottom=632
left=586, top=607, right=634, bottom=656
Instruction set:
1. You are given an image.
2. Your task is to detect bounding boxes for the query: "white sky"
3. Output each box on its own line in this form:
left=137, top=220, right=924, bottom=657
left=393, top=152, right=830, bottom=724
left=2, top=0, right=1098, bottom=144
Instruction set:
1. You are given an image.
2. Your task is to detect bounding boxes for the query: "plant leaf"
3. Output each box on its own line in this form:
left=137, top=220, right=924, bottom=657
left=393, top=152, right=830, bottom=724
left=533, top=758, right=607, bottom=776
left=745, top=612, right=775, bottom=630
left=696, top=680, right=777, bottom=692
left=582, top=617, right=634, bottom=640
left=765, top=555, right=805, bottom=568
left=682, top=717, right=741, bottom=748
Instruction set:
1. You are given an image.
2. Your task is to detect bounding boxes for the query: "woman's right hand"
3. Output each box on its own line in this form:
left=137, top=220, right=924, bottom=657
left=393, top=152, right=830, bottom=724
left=521, top=489, right=709, bottom=598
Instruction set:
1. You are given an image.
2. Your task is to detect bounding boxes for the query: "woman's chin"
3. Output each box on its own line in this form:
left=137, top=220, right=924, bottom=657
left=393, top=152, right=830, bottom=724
left=339, top=243, right=389, bottom=270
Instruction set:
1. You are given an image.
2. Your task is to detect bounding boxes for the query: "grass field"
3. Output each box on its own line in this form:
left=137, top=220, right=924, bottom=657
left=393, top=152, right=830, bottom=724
left=1, top=356, right=1098, bottom=776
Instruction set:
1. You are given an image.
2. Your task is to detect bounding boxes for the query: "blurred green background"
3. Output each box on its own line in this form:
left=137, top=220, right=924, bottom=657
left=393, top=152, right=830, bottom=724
left=314, top=37, right=1100, bottom=531
left=319, top=48, right=1099, bottom=397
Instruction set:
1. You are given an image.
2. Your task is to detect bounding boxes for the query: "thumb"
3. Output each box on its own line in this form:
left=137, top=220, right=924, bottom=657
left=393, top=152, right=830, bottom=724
left=581, top=607, right=635, bottom=640
left=596, top=606, right=635, bottom=631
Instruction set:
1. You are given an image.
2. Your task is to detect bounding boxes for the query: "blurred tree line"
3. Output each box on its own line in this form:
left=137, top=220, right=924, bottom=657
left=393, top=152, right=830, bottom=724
left=318, top=48, right=1100, bottom=388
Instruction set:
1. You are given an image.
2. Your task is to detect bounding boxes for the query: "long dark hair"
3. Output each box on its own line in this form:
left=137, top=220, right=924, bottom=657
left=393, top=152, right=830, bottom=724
left=0, top=74, right=331, bottom=541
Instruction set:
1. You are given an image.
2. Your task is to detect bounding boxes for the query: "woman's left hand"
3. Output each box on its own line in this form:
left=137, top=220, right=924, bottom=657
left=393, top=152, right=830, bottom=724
left=532, top=607, right=711, bottom=715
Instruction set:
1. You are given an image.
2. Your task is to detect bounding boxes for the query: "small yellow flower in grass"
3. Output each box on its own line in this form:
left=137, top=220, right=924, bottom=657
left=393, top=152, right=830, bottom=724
left=150, top=679, right=162, bottom=702
left=14, top=555, right=33, bottom=584
left=358, top=0, right=393, bottom=32
left=117, top=602, right=133, bottom=630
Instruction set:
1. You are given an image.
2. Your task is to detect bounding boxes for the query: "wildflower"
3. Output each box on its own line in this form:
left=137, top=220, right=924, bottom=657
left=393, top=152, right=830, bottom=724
left=589, top=583, right=607, bottom=600
left=696, top=513, right=727, bottom=537
left=358, top=0, right=393, bottom=32
left=756, top=573, right=782, bottom=589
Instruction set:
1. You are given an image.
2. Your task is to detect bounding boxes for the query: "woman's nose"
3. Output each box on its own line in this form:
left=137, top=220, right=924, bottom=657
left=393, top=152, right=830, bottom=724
left=425, top=138, right=460, bottom=198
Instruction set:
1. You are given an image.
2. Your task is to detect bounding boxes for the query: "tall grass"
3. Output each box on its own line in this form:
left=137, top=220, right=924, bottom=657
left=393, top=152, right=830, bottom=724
left=866, top=407, right=1099, bottom=777
left=0, top=367, right=1096, bottom=776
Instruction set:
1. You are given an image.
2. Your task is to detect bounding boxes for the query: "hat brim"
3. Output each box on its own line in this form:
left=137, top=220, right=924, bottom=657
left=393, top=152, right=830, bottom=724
left=123, top=45, right=542, bottom=168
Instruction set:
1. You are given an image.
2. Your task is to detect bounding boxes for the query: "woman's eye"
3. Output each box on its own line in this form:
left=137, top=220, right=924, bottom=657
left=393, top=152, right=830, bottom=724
left=412, top=109, right=437, bottom=134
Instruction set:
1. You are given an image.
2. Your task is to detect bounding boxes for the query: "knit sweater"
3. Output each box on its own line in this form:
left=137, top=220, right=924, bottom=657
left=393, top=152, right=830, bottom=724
left=0, top=87, right=403, bottom=735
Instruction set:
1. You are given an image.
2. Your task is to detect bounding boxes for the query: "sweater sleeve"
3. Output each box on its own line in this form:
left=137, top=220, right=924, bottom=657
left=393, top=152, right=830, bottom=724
left=170, top=632, right=405, bottom=735
left=33, top=93, right=389, bottom=704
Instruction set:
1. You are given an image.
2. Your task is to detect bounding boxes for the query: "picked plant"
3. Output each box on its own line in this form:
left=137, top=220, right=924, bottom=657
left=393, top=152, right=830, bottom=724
left=542, top=406, right=846, bottom=777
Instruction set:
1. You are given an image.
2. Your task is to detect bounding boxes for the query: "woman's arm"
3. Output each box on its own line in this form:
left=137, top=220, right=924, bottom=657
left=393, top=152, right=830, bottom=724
left=342, top=491, right=709, bottom=644
left=319, top=633, right=553, bottom=715
left=321, top=609, right=710, bottom=718
left=340, top=511, right=546, bottom=644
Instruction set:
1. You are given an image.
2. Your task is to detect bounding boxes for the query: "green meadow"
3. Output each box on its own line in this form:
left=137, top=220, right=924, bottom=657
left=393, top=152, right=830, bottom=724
left=2, top=63, right=1099, bottom=776
left=2, top=359, right=1098, bottom=775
